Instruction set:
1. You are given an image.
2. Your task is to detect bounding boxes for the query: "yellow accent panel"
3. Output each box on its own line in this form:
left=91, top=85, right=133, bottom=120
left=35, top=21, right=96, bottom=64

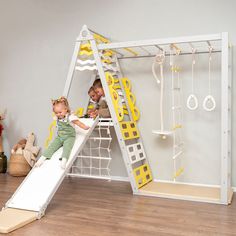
left=44, top=116, right=57, bottom=148
left=93, top=33, right=109, bottom=44
left=113, top=79, right=122, bottom=90
left=120, top=121, right=140, bottom=140
left=113, top=84, right=121, bottom=90
left=105, top=72, right=124, bottom=121
left=80, top=43, right=91, bottom=51
left=93, top=33, right=138, bottom=57
left=87, top=104, right=94, bottom=110
left=74, top=108, right=84, bottom=117
left=124, top=47, right=138, bottom=56
left=102, top=59, right=112, bottom=64
left=122, top=78, right=140, bottom=121
left=102, top=50, right=114, bottom=57
left=123, top=105, right=129, bottom=115
left=173, top=167, right=184, bottom=179
left=79, top=43, right=93, bottom=56
left=133, top=164, right=153, bottom=189
left=171, top=66, right=181, bottom=72
left=79, top=50, right=93, bottom=56
left=173, top=124, right=182, bottom=130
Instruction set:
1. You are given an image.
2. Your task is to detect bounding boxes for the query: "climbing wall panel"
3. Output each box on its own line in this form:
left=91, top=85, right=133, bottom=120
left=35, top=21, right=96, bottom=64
left=120, top=121, right=140, bottom=140
left=133, top=164, right=153, bottom=188
left=126, top=142, right=146, bottom=164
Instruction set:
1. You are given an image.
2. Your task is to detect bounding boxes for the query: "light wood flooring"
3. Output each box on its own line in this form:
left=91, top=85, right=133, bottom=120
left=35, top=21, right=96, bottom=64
left=0, top=174, right=236, bottom=236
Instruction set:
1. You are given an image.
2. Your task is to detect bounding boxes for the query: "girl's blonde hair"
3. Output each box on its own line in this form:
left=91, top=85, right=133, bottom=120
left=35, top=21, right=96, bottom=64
left=51, top=96, right=71, bottom=113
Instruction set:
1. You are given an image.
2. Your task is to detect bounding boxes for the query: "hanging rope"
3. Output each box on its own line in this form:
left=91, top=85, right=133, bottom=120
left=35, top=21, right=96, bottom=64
left=203, top=46, right=216, bottom=111
left=186, top=48, right=199, bottom=110
left=152, top=50, right=172, bottom=139
left=158, top=52, right=165, bottom=131
left=152, top=55, right=161, bottom=84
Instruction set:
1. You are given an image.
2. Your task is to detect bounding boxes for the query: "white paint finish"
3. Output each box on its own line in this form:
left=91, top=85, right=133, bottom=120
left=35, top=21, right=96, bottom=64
left=220, top=32, right=230, bottom=203
left=63, top=41, right=81, bottom=97
left=126, top=142, right=146, bottom=164
left=98, top=34, right=221, bottom=50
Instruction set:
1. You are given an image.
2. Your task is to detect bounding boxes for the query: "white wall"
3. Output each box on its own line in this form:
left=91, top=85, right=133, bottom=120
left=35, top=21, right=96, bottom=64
left=0, top=0, right=235, bottom=185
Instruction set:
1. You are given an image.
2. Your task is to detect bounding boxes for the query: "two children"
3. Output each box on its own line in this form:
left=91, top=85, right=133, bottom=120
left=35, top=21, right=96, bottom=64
left=87, top=86, right=100, bottom=116
left=36, top=79, right=110, bottom=169
left=36, top=97, right=90, bottom=169
left=87, top=79, right=111, bottom=118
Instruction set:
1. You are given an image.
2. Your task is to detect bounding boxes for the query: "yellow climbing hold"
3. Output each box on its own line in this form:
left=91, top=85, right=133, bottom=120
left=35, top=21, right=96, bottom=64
left=133, top=164, right=153, bottom=189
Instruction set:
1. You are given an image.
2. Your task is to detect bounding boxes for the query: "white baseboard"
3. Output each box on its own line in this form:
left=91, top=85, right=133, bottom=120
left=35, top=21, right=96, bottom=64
left=67, top=174, right=129, bottom=182
left=111, top=178, right=236, bottom=193
left=110, top=176, right=129, bottom=182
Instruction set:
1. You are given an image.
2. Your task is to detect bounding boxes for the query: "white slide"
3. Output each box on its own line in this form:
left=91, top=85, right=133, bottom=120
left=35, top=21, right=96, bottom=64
left=5, top=117, right=99, bottom=213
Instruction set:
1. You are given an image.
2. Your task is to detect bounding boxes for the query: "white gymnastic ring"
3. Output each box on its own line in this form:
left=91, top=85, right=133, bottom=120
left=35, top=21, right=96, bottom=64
left=203, top=95, right=216, bottom=111
left=186, top=94, right=198, bottom=111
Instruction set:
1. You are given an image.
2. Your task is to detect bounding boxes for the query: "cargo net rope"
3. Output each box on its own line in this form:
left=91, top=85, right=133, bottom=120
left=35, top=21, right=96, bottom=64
left=71, top=122, right=112, bottom=179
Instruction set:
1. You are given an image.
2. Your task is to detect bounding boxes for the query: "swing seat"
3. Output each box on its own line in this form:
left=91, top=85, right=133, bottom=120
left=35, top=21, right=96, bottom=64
left=152, top=130, right=172, bottom=139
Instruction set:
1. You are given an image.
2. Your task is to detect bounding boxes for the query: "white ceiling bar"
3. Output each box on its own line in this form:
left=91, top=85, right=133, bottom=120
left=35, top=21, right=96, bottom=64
left=117, top=49, right=221, bottom=60
left=112, top=49, right=124, bottom=57
left=98, top=33, right=222, bottom=50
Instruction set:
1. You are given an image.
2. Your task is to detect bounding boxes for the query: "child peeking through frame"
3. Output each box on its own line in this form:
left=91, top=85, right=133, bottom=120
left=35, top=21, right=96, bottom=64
left=87, top=79, right=111, bottom=119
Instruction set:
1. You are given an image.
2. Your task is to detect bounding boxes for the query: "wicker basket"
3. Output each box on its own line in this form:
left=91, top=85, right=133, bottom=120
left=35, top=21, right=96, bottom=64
left=8, top=154, right=31, bottom=177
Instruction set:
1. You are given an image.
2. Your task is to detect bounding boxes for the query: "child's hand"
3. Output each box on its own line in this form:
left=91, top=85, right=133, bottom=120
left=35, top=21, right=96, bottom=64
left=90, top=110, right=98, bottom=118
left=90, top=113, right=96, bottom=118
left=72, top=120, right=90, bottom=130
left=88, top=108, right=96, bottom=115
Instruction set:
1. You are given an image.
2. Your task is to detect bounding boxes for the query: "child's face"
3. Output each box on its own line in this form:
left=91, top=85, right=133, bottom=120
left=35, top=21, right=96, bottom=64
left=95, top=87, right=104, bottom=97
left=89, top=90, right=100, bottom=102
left=53, top=103, right=68, bottom=119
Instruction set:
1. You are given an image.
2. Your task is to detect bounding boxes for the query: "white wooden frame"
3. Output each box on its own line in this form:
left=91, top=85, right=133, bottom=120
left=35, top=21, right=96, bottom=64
left=97, top=32, right=232, bottom=204
left=63, top=26, right=232, bottom=204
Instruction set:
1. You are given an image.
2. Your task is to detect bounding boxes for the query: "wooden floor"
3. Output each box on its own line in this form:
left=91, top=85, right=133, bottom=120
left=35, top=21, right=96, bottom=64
left=1, top=174, right=236, bottom=236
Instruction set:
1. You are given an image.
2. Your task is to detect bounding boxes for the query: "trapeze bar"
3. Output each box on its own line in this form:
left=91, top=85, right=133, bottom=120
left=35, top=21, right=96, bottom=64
left=98, top=33, right=222, bottom=50
left=117, top=50, right=221, bottom=60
